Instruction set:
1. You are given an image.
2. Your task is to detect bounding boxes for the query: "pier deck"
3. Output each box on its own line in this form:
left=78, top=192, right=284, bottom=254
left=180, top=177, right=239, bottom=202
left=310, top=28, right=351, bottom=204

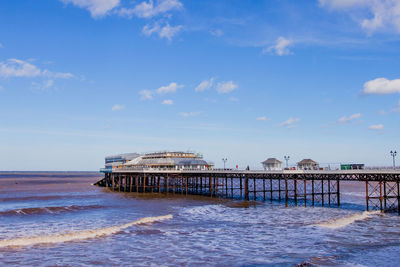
left=96, top=169, right=400, bottom=214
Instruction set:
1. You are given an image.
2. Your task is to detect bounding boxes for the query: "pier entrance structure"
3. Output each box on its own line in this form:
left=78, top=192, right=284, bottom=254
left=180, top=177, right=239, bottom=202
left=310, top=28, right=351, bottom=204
left=96, top=169, right=400, bottom=214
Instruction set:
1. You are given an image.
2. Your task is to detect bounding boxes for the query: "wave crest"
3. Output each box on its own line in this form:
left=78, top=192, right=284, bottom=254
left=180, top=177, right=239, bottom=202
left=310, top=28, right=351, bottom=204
left=314, top=211, right=380, bottom=229
left=0, top=214, right=173, bottom=248
left=0, top=205, right=103, bottom=216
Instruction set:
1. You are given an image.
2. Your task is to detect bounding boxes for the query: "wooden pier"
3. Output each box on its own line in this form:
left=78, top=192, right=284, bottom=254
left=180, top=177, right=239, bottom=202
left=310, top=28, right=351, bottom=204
left=96, top=169, right=400, bottom=214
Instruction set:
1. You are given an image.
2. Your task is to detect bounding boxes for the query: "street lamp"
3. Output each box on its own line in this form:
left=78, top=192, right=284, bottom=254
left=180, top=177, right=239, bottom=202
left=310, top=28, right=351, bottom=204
left=284, top=156, right=290, bottom=168
left=390, top=150, right=397, bottom=169
left=222, top=158, right=227, bottom=170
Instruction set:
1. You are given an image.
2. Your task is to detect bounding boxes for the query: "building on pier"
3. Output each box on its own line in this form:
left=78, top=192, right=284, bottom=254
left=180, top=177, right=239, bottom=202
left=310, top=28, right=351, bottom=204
left=261, top=158, right=283, bottom=171
left=105, top=153, right=141, bottom=170
left=297, top=159, right=319, bottom=170
left=106, top=151, right=213, bottom=170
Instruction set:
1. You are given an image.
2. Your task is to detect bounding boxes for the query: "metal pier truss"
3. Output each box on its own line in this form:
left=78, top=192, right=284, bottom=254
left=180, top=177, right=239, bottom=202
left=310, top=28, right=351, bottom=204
left=95, top=170, right=400, bottom=214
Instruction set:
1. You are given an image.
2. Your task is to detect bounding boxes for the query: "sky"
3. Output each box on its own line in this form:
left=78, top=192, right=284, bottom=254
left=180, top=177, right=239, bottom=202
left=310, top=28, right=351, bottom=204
left=0, top=0, right=400, bottom=171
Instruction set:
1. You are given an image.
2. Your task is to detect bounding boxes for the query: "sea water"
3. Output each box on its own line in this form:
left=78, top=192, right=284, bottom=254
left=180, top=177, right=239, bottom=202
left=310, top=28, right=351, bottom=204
left=0, top=172, right=399, bottom=266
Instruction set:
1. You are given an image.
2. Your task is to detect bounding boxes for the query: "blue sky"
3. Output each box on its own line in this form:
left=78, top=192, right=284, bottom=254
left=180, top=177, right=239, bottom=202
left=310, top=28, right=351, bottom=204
left=1, top=0, right=400, bottom=170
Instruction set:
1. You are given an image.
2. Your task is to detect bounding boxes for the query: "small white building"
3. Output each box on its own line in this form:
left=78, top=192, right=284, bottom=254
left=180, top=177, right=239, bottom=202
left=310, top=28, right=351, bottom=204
left=297, top=159, right=319, bottom=170
left=261, top=158, right=283, bottom=171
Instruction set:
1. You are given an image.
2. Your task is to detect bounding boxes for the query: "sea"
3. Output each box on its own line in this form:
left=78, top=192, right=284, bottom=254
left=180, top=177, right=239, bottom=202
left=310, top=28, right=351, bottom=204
left=0, top=172, right=400, bottom=267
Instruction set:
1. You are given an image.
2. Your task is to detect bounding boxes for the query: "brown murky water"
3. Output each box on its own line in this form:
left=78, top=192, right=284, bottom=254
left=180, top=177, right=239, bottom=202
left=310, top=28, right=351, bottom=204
left=0, top=172, right=399, bottom=266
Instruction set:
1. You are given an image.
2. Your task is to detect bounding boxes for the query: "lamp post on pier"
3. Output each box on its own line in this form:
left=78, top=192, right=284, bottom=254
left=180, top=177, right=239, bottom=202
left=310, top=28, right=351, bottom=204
left=390, top=150, right=397, bottom=169
left=284, top=156, right=290, bottom=168
left=222, top=158, right=227, bottom=170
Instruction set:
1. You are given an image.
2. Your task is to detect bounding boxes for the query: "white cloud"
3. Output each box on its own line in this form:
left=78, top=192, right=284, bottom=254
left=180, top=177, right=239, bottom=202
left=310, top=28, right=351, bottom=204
left=118, top=0, right=182, bottom=18
left=0, top=59, right=73, bottom=79
left=368, top=124, right=384, bottom=130
left=61, top=0, right=120, bottom=18
left=217, top=81, right=238, bottom=94
left=0, top=59, right=41, bottom=78
left=210, top=29, right=223, bottom=37
left=143, top=22, right=183, bottom=40
left=31, top=80, right=55, bottom=91
left=319, top=0, right=400, bottom=34
left=318, top=0, right=366, bottom=10
left=156, top=82, right=183, bottom=94
left=264, top=36, right=293, bottom=56
left=228, top=96, right=239, bottom=102
left=43, top=70, right=74, bottom=79
left=195, top=78, right=214, bottom=92
left=159, top=23, right=183, bottom=40
left=0, top=43, right=3, bottom=48
left=279, top=117, right=300, bottom=128
left=362, top=77, right=400, bottom=95
left=337, top=113, right=362, bottom=123
left=162, top=99, right=173, bottom=105
left=139, top=89, right=153, bottom=100
left=256, top=116, right=269, bottom=121
left=180, top=111, right=201, bottom=117
left=392, top=100, right=400, bottom=112
left=111, top=104, right=125, bottom=111
left=0, top=85, right=3, bottom=91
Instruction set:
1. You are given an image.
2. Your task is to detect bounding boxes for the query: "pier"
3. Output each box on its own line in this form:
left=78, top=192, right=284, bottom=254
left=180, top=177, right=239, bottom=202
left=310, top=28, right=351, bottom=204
left=96, top=169, right=400, bottom=214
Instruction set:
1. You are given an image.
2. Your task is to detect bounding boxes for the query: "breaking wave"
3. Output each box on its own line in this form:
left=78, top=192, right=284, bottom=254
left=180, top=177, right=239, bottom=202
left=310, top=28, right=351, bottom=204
left=314, top=211, right=380, bottom=229
left=0, top=214, right=172, bottom=248
left=0, top=205, right=103, bottom=216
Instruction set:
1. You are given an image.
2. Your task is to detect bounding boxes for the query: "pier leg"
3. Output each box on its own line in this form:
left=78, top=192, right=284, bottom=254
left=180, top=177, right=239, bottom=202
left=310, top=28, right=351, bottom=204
left=166, top=175, right=169, bottom=194
left=294, top=179, right=298, bottom=206
left=278, top=178, right=281, bottom=201
left=240, top=177, right=243, bottom=198
left=383, top=181, right=387, bottom=211
left=143, top=175, right=146, bottom=193
left=263, top=177, right=266, bottom=201
left=112, top=174, right=115, bottom=191
left=130, top=175, right=133, bottom=192
left=397, top=181, right=400, bottom=215
left=254, top=178, right=256, bottom=200
left=379, top=181, right=383, bottom=212
left=304, top=180, right=307, bottom=207
left=328, top=179, right=331, bottom=206
left=118, top=174, right=121, bottom=192
left=231, top=177, right=233, bottom=198
left=312, top=178, right=314, bottom=206
left=321, top=180, right=324, bottom=207
left=244, top=178, right=249, bottom=201
left=136, top=175, right=139, bottom=193
left=225, top=176, right=228, bottom=197
left=186, top=176, right=188, bottom=195
left=337, top=179, right=340, bottom=206
left=366, top=181, right=369, bottom=211
left=270, top=178, right=273, bottom=202
left=285, top=178, right=288, bottom=207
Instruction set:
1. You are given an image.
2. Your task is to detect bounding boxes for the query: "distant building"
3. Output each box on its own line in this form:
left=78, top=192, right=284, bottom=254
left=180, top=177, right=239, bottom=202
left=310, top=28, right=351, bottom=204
left=123, top=151, right=213, bottom=170
left=297, top=159, right=319, bottom=170
left=261, top=158, right=283, bottom=171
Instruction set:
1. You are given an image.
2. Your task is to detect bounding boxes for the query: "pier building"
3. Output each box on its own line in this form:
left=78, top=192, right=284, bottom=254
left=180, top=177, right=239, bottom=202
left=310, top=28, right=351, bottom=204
left=261, top=158, right=283, bottom=171
left=297, top=159, right=319, bottom=170
left=103, top=151, right=213, bottom=171
left=105, top=153, right=141, bottom=170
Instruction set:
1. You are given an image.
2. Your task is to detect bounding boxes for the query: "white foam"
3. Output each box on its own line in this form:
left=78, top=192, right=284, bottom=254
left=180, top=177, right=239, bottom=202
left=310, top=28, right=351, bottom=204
left=0, top=214, right=172, bottom=248
left=314, top=211, right=380, bottom=229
